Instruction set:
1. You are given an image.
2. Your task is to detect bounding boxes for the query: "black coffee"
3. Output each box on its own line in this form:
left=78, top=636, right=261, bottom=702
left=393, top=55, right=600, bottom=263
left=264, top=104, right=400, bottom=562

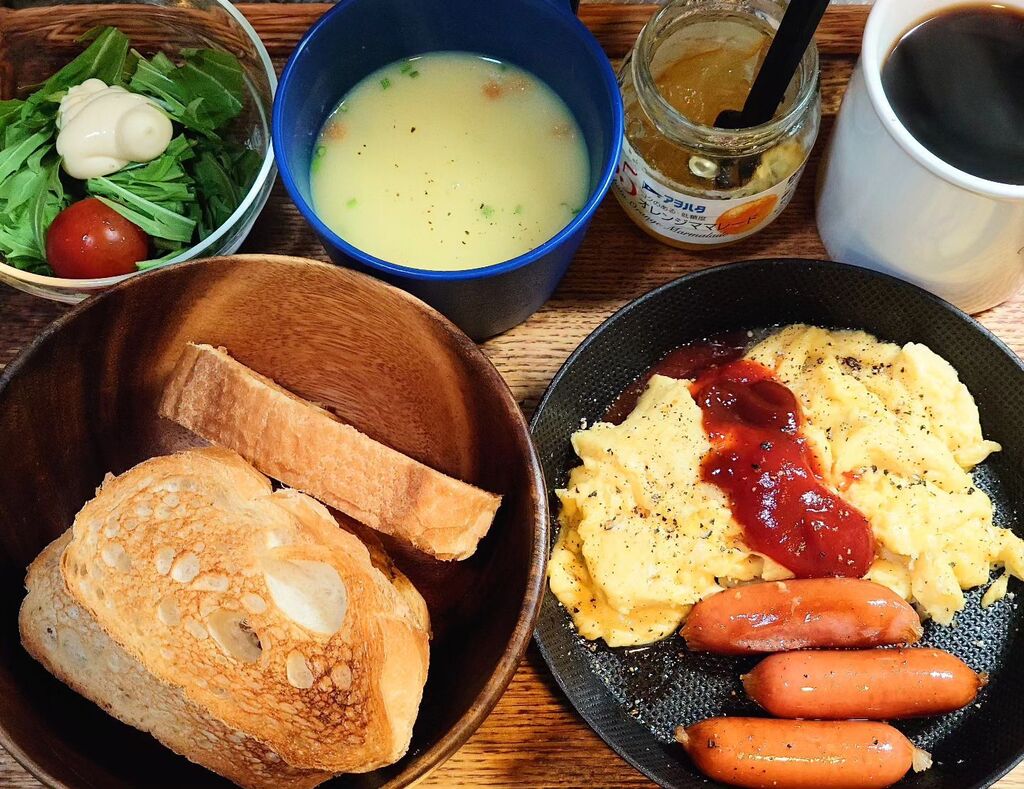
left=881, top=5, right=1024, bottom=185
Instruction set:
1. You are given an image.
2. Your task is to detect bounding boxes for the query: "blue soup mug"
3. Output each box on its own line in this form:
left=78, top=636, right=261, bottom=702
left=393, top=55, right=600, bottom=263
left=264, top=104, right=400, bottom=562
left=273, top=0, right=623, bottom=340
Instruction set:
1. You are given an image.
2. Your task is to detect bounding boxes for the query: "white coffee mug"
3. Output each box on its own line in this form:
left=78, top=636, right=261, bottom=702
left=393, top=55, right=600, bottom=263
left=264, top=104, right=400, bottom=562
left=816, top=0, right=1024, bottom=314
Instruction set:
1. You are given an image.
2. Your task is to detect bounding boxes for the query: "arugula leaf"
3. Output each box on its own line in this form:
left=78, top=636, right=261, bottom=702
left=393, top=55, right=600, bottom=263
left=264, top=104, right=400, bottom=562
left=121, top=49, right=141, bottom=87
left=0, top=130, right=50, bottom=185
left=2, top=112, right=53, bottom=149
left=0, top=145, right=65, bottom=270
left=188, top=141, right=261, bottom=236
left=0, top=100, right=25, bottom=137
left=0, top=150, right=48, bottom=214
left=0, top=224, right=44, bottom=266
left=32, top=27, right=130, bottom=100
left=129, top=46, right=246, bottom=139
left=101, top=135, right=195, bottom=206
left=176, top=48, right=244, bottom=124
left=136, top=248, right=183, bottom=270
left=90, top=184, right=196, bottom=242
left=31, top=153, right=65, bottom=262
left=191, top=148, right=238, bottom=234
left=108, top=158, right=192, bottom=188
left=129, top=54, right=187, bottom=112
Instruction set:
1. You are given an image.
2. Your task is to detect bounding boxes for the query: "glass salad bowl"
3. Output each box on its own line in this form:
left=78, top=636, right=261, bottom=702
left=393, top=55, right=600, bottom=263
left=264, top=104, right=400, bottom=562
left=0, top=0, right=276, bottom=302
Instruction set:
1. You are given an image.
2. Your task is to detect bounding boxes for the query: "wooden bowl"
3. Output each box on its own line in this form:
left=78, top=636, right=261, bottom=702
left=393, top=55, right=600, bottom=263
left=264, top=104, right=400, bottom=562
left=0, top=255, right=547, bottom=788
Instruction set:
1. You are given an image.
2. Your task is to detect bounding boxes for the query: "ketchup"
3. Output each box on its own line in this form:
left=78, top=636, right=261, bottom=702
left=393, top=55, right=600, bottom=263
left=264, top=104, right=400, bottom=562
left=604, top=333, right=748, bottom=424
left=693, top=359, right=875, bottom=578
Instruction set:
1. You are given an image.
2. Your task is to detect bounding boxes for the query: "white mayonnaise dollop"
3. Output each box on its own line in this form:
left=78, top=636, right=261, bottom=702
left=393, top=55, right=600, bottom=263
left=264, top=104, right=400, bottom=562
left=56, top=78, right=173, bottom=180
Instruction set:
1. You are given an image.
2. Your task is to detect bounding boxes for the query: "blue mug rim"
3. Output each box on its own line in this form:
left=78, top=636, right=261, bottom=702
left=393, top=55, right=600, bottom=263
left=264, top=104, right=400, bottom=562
left=272, top=0, right=624, bottom=283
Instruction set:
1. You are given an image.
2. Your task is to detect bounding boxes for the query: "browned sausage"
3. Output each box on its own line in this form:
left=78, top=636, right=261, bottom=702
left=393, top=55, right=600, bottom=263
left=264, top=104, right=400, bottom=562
left=681, top=579, right=923, bottom=654
left=676, top=717, right=928, bottom=789
left=742, top=648, right=985, bottom=719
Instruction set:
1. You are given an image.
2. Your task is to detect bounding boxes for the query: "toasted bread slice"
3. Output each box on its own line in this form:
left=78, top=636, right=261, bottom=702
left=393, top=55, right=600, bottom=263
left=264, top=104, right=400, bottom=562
left=57, top=448, right=429, bottom=776
left=21, top=532, right=330, bottom=789
left=333, top=509, right=430, bottom=637
left=159, top=343, right=501, bottom=560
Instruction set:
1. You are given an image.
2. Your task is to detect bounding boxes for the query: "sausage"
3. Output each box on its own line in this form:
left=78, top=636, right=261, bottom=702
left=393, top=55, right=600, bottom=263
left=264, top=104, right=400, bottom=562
left=681, top=579, right=923, bottom=654
left=676, top=717, right=929, bottom=789
left=743, top=648, right=985, bottom=719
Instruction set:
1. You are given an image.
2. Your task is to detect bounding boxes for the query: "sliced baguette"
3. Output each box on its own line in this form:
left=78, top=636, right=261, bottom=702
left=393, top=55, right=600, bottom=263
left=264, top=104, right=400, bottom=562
left=21, top=532, right=330, bottom=789
left=159, top=343, right=501, bottom=560
left=54, top=447, right=429, bottom=778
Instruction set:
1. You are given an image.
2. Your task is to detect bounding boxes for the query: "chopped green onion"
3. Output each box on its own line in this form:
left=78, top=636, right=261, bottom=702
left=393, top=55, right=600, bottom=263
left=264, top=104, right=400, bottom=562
left=346, top=198, right=357, bottom=208
left=480, top=204, right=495, bottom=219
left=380, top=77, right=391, bottom=90
left=408, top=70, right=420, bottom=78
left=309, top=148, right=325, bottom=173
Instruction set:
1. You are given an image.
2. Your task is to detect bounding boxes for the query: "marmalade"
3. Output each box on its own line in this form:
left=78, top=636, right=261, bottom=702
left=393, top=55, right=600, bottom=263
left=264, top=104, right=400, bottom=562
left=614, top=0, right=821, bottom=249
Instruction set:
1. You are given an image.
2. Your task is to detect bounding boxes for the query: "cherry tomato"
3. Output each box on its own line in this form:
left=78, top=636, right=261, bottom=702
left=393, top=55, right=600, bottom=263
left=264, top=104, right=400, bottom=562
left=45, top=198, right=150, bottom=278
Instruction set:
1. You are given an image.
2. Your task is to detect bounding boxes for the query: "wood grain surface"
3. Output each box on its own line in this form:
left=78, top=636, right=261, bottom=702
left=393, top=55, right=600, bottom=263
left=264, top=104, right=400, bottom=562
left=2, top=4, right=1023, bottom=787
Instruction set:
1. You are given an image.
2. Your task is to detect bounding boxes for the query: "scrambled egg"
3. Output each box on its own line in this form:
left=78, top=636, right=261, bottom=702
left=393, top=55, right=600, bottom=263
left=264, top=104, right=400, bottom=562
left=549, top=324, right=1024, bottom=647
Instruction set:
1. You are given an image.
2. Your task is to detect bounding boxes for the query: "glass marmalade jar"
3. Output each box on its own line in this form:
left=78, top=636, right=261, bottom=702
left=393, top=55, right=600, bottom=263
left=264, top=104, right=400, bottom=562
left=614, top=0, right=821, bottom=249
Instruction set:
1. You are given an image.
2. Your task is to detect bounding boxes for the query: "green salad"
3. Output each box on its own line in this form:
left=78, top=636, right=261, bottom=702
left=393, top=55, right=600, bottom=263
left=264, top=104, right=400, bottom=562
left=0, top=26, right=261, bottom=278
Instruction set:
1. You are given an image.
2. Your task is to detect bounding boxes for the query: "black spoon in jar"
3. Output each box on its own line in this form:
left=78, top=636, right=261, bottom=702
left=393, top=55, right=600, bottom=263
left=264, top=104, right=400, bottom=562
left=709, top=0, right=828, bottom=189
left=715, top=0, right=830, bottom=129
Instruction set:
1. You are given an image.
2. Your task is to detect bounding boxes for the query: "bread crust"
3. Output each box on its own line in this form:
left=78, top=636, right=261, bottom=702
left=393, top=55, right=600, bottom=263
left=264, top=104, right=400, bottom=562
left=20, top=532, right=331, bottom=789
left=159, top=344, right=501, bottom=560
left=54, top=448, right=430, bottom=777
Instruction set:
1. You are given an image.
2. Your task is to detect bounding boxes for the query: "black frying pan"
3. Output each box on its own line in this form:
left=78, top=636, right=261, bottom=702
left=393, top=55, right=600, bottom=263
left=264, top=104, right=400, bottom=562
left=531, top=259, right=1024, bottom=789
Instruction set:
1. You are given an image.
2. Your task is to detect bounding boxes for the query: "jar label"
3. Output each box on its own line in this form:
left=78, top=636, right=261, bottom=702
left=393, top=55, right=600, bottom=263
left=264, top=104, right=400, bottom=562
left=612, top=136, right=805, bottom=245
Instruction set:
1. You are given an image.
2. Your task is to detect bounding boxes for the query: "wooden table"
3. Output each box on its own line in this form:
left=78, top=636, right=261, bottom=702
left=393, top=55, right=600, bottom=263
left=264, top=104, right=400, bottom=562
left=2, top=4, right=1023, bottom=787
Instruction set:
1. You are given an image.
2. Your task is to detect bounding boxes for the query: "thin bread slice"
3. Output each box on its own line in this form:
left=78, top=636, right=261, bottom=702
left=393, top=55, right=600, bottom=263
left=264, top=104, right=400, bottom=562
left=58, top=447, right=430, bottom=776
left=20, top=532, right=330, bottom=789
left=159, top=343, right=501, bottom=560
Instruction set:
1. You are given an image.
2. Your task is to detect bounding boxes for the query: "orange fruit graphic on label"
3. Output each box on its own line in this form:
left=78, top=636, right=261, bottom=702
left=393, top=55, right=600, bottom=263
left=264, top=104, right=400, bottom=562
left=716, top=194, right=779, bottom=235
